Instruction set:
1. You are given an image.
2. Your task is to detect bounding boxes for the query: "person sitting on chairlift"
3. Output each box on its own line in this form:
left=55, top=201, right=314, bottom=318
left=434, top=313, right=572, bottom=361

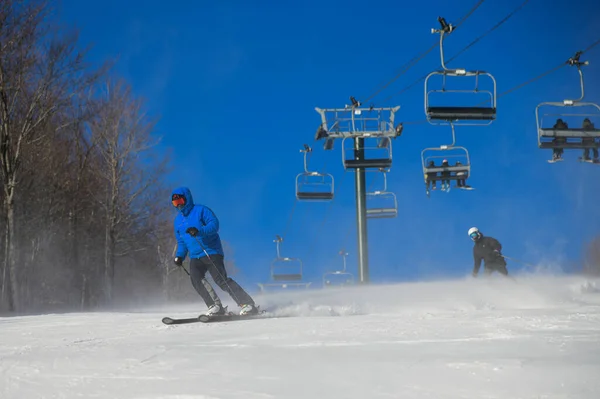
left=455, top=161, right=471, bottom=189
left=581, top=118, right=599, bottom=163
left=426, top=160, right=437, bottom=191
left=552, top=119, right=568, bottom=161
left=441, top=159, right=451, bottom=191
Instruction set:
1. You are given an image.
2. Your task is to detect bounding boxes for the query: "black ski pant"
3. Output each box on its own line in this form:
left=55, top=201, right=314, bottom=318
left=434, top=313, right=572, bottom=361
left=189, top=254, right=255, bottom=307
left=483, top=261, right=509, bottom=276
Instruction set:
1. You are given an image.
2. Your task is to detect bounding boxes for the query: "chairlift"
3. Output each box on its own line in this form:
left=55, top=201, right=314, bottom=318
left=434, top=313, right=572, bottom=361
left=535, top=52, right=600, bottom=163
left=270, top=235, right=303, bottom=281
left=341, top=136, right=392, bottom=170
left=295, top=145, right=335, bottom=201
left=366, top=169, right=398, bottom=219
left=323, top=249, right=354, bottom=288
left=421, top=134, right=473, bottom=197
left=257, top=235, right=311, bottom=292
left=424, top=17, right=497, bottom=126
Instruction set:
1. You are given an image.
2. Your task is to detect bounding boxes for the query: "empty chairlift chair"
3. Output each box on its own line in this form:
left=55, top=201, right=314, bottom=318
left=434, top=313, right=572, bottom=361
left=342, top=135, right=394, bottom=170
left=535, top=52, right=600, bottom=164
left=424, top=17, right=497, bottom=126
left=295, top=144, right=335, bottom=201
left=366, top=169, right=398, bottom=219
left=323, top=249, right=354, bottom=288
left=257, top=235, right=311, bottom=292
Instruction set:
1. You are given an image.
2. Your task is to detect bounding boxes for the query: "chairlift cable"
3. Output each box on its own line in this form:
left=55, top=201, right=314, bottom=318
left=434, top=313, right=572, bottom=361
left=499, top=37, right=600, bottom=99
left=362, top=0, right=487, bottom=105
left=281, top=143, right=340, bottom=243
left=303, top=169, right=379, bottom=259
left=281, top=143, right=329, bottom=241
left=303, top=169, right=350, bottom=255
left=497, top=63, right=566, bottom=99
left=581, top=37, right=600, bottom=53
left=280, top=199, right=298, bottom=242
left=335, top=175, right=381, bottom=253
left=381, top=0, right=531, bottom=104
left=444, top=0, right=531, bottom=68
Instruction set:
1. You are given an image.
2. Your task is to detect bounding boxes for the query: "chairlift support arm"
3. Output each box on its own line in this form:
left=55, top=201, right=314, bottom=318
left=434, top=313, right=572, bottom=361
left=300, top=145, right=313, bottom=174
left=566, top=51, right=589, bottom=104
left=447, top=122, right=457, bottom=147
left=273, top=235, right=283, bottom=259
left=340, top=249, right=348, bottom=272
left=432, top=16, right=455, bottom=71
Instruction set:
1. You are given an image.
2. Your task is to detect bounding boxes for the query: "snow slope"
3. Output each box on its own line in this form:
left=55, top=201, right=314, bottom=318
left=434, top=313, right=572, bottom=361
left=2, top=274, right=600, bottom=399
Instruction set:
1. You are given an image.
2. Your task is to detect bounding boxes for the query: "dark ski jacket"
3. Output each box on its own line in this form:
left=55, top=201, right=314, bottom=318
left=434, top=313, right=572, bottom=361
left=173, top=186, right=224, bottom=259
left=473, top=234, right=506, bottom=274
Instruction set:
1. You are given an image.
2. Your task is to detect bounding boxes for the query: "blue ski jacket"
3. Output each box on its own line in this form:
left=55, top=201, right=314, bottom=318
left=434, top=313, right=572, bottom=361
left=172, top=186, right=224, bottom=259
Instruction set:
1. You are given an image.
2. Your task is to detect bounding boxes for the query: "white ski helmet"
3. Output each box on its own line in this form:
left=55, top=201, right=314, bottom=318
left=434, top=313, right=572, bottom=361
left=468, top=227, right=481, bottom=241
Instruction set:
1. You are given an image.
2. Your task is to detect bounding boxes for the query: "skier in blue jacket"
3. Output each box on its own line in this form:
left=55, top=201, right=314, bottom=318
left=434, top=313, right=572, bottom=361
left=171, top=186, right=258, bottom=316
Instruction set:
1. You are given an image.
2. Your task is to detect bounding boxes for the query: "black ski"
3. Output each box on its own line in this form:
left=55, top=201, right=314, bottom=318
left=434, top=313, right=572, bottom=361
left=162, top=316, right=202, bottom=325
left=162, top=308, right=268, bottom=325
left=197, top=312, right=265, bottom=323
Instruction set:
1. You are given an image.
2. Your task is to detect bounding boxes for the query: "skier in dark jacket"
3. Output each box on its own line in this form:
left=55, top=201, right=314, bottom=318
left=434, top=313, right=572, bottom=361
left=468, top=227, right=509, bottom=277
left=172, top=186, right=258, bottom=316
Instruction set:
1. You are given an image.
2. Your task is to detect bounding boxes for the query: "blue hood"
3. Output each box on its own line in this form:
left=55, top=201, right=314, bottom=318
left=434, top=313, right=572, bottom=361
left=172, top=186, right=195, bottom=216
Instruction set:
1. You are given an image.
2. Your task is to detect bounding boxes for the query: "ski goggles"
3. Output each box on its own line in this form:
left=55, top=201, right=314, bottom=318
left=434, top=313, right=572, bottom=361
left=171, top=194, right=185, bottom=207
left=469, top=232, right=479, bottom=239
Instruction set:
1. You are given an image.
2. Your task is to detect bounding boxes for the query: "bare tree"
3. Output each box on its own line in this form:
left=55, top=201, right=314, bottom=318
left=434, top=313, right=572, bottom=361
left=90, top=79, right=164, bottom=304
left=0, top=0, right=95, bottom=311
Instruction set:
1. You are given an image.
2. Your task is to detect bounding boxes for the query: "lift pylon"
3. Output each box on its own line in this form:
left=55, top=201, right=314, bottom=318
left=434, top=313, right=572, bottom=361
left=313, top=99, right=403, bottom=283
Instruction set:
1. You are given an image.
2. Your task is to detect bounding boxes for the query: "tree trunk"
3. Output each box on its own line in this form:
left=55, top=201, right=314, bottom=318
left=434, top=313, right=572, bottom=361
left=104, top=221, right=116, bottom=305
left=3, top=197, right=17, bottom=311
left=104, top=181, right=118, bottom=305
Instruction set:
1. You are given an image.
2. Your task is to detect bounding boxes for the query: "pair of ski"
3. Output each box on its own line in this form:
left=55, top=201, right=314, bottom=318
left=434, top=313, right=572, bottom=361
left=162, top=309, right=266, bottom=325
left=548, top=157, right=599, bottom=164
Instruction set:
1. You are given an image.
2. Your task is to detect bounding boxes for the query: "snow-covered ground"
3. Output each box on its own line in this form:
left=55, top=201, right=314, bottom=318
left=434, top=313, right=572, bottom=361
left=2, top=274, right=600, bottom=399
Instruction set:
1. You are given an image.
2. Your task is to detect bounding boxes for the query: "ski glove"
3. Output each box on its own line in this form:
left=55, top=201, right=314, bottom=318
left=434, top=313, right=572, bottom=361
left=174, top=257, right=183, bottom=267
left=493, top=249, right=502, bottom=258
left=186, top=227, right=199, bottom=237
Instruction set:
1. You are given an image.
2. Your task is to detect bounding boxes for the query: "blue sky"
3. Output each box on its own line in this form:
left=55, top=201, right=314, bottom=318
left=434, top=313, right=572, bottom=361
left=53, top=0, right=600, bottom=287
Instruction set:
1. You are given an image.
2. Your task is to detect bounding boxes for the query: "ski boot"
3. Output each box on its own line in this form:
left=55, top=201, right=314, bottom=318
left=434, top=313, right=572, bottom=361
left=203, top=304, right=227, bottom=317
left=240, top=304, right=259, bottom=316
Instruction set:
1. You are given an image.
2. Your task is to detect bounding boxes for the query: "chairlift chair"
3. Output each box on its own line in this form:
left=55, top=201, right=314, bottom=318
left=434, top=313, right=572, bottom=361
left=295, top=145, right=335, bottom=201
left=341, top=136, right=393, bottom=170
left=424, top=17, right=497, bottom=126
left=323, top=249, right=354, bottom=288
left=535, top=52, right=600, bottom=162
left=258, top=235, right=311, bottom=292
left=366, top=170, right=398, bottom=219
left=270, top=235, right=304, bottom=282
left=422, top=145, right=473, bottom=197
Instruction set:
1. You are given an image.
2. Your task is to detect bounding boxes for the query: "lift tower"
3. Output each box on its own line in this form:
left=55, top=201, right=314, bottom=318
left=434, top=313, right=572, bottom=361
left=314, top=99, right=402, bottom=283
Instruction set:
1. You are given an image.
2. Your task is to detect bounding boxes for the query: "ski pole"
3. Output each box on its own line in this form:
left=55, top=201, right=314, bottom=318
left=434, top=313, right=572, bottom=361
left=178, top=264, right=191, bottom=276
